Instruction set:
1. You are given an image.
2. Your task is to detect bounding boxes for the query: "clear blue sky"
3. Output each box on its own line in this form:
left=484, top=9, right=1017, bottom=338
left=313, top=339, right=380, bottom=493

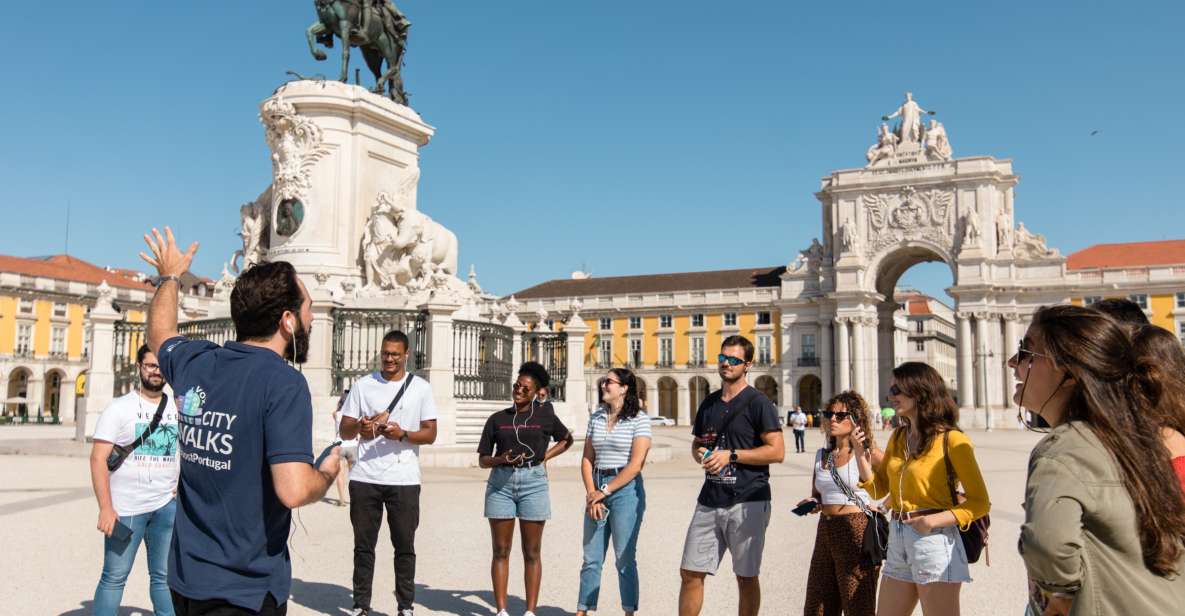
left=2, top=1, right=1182, bottom=301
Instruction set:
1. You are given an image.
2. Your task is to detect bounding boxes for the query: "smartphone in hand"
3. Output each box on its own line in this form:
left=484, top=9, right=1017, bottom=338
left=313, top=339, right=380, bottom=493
left=791, top=499, right=819, bottom=516
left=110, top=520, right=134, bottom=542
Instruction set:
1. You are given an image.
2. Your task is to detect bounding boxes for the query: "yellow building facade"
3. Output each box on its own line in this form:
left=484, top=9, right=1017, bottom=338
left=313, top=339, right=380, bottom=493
left=1065, top=240, right=1185, bottom=342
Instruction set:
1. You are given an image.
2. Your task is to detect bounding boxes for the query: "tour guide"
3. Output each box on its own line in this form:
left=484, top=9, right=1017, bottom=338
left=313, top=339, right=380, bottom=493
left=140, top=227, right=341, bottom=615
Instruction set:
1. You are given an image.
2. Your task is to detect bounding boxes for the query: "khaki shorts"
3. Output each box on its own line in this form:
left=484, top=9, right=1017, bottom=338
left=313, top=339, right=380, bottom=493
left=680, top=501, right=771, bottom=577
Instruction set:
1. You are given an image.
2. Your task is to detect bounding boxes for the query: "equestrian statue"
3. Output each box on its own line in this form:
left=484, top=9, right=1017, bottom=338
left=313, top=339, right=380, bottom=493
left=307, top=0, right=411, bottom=104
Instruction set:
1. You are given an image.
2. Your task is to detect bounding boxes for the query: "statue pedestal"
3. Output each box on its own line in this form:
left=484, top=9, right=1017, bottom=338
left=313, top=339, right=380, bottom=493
left=260, top=80, right=435, bottom=293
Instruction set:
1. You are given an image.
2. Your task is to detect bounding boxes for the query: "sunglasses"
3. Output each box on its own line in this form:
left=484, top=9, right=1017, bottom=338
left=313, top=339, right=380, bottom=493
left=717, top=354, right=746, bottom=366
left=1016, top=339, right=1051, bottom=363
left=889, top=384, right=902, bottom=396
left=822, top=410, right=852, bottom=422
left=512, top=382, right=533, bottom=392
left=602, top=378, right=623, bottom=387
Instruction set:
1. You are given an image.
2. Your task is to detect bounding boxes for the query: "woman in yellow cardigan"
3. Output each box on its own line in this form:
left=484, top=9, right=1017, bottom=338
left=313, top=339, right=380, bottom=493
left=852, top=361, right=990, bottom=616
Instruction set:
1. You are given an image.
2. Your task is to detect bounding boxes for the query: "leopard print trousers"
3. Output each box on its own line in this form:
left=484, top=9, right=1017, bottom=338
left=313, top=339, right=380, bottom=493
left=803, top=511, right=880, bottom=615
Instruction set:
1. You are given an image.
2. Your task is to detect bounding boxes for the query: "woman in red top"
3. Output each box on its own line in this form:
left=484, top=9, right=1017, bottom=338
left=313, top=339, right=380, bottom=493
left=1130, top=324, right=1185, bottom=491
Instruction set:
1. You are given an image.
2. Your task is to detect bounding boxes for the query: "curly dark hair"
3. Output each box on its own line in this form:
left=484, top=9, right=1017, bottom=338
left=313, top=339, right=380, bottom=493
left=230, top=261, right=305, bottom=342
left=517, top=361, right=550, bottom=390
left=891, top=361, right=959, bottom=457
left=607, top=367, right=643, bottom=420
left=822, top=390, right=877, bottom=465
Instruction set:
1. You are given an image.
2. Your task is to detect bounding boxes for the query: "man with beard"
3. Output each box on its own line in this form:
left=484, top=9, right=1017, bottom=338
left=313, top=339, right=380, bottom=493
left=339, top=329, right=437, bottom=616
left=678, top=335, right=784, bottom=616
left=90, top=343, right=180, bottom=616
left=139, top=227, right=340, bottom=615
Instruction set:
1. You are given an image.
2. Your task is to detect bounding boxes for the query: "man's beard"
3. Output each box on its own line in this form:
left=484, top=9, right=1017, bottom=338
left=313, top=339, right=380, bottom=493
left=286, top=316, right=312, bottom=364
left=720, top=369, right=744, bottom=384
left=140, top=374, right=165, bottom=393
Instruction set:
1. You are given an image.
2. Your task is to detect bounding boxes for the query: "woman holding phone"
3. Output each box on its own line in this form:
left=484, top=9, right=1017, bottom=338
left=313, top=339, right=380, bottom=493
left=796, top=391, right=883, bottom=615
left=477, top=362, right=574, bottom=616
left=576, top=368, right=652, bottom=616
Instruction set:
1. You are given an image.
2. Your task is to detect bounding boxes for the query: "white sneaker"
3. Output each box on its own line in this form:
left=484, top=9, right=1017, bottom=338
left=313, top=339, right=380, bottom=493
left=399, top=611, right=415, bottom=616
left=524, top=612, right=537, bottom=616
left=495, top=611, right=510, bottom=616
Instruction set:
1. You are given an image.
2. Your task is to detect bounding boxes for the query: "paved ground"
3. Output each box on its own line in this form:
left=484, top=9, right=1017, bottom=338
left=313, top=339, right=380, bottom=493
left=2, top=425, right=1041, bottom=615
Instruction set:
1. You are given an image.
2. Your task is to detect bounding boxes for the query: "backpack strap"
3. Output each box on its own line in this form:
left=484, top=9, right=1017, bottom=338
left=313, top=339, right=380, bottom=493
left=942, top=431, right=960, bottom=505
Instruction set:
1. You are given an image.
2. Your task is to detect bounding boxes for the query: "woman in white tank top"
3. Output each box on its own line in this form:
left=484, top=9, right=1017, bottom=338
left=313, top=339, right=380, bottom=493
left=796, top=391, right=884, bottom=615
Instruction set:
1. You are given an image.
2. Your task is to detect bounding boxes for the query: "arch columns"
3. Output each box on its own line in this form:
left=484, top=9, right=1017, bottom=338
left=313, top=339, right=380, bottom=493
left=676, top=374, right=691, bottom=426
left=956, top=312, right=974, bottom=410
left=818, top=318, right=833, bottom=401
left=835, top=317, right=850, bottom=392
left=852, top=318, right=866, bottom=399
left=1003, top=314, right=1020, bottom=411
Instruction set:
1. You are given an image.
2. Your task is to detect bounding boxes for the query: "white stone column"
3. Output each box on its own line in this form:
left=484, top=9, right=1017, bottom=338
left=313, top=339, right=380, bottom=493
left=646, top=380, right=659, bottom=417
left=303, top=286, right=341, bottom=441
left=563, top=313, right=590, bottom=436
left=974, top=312, right=992, bottom=428
left=79, top=283, right=119, bottom=441
left=956, top=312, right=974, bottom=410
left=676, top=375, right=691, bottom=426
left=852, top=317, right=866, bottom=400
left=421, top=300, right=461, bottom=447
left=28, top=371, right=44, bottom=418
left=1003, top=314, right=1019, bottom=411
left=835, top=317, right=851, bottom=392
left=818, top=320, right=833, bottom=401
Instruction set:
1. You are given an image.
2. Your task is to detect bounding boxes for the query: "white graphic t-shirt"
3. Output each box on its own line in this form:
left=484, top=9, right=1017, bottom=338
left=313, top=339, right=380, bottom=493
left=93, top=391, right=180, bottom=516
left=342, top=372, right=437, bottom=485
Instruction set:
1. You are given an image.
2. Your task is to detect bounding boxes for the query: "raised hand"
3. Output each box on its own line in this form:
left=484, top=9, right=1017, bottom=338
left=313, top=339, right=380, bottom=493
left=139, top=227, right=198, bottom=278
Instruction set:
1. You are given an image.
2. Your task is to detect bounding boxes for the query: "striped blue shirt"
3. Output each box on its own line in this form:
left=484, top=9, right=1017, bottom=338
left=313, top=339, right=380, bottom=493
left=587, top=405, right=653, bottom=469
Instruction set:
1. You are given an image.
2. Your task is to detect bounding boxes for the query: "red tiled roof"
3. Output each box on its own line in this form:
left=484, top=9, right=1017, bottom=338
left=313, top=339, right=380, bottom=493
left=509, top=266, right=786, bottom=300
left=0, top=254, right=152, bottom=290
left=1067, top=240, right=1185, bottom=270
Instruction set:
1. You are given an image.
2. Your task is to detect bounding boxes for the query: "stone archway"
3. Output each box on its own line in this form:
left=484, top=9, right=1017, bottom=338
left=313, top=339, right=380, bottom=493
left=797, top=374, right=822, bottom=412
left=6, top=367, right=31, bottom=417
left=657, top=377, right=677, bottom=420
left=754, top=375, right=778, bottom=406
left=44, top=370, right=66, bottom=418
left=688, top=376, right=710, bottom=420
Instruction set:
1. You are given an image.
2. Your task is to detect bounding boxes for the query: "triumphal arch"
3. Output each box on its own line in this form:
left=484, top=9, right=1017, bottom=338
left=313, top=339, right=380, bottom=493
left=779, top=93, right=1072, bottom=428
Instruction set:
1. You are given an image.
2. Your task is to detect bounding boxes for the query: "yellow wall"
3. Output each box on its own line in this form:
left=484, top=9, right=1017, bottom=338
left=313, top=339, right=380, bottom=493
left=33, top=299, right=50, bottom=355
left=1150, top=293, right=1175, bottom=331
left=674, top=315, right=690, bottom=363
left=0, top=295, right=14, bottom=353
left=577, top=309, right=782, bottom=368
left=705, top=314, right=723, bottom=357
left=67, top=304, right=86, bottom=358
left=612, top=318, right=627, bottom=364
left=642, top=316, right=658, bottom=363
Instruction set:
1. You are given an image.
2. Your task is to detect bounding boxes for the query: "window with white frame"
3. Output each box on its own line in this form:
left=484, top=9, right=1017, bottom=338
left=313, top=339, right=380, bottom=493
left=1177, top=292, right=1185, bottom=308
left=757, top=335, right=772, bottom=364
left=628, top=316, right=642, bottom=330
left=757, top=311, right=771, bottom=325
left=801, top=333, right=816, bottom=358
left=691, top=314, right=704, bottom=328
left=18, top=298, right=33, bottom=314
left=599, top=339, right=612, bottom=366
left=543, top=319, right=554, bottom=330
left=659, top=338, right=673, bottom=365
left=599, top=317, right=612, bottom=331
left=53, top=302, right=67, bottom=318
left=1129, top=294, right=1148, bottom=309
left=1179, top=321, right=1185, bottom=346
left=51, top=327, right=66, bottom=355
left=659, top=314, right=672, bottom=328
left=17, top=323, right=32, bottom=354
left=723, top=312, right=737, bottom=327
left=916, top=340, right=925, bottom=352
left=690, top=336, right=705, bottom=364
left=629, top=339, right=643, bottom=366
left=1083, top=296, right=1102, bottom=306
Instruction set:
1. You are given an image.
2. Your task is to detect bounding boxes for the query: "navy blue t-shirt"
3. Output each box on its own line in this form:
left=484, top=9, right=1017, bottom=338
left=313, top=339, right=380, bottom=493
left=159, top=336, right=314, bottom=610
left=692, top=386, right=781, bottom=508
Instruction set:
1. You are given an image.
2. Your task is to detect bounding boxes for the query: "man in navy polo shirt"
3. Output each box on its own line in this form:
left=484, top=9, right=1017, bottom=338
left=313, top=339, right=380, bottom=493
left=140, top=227, right=341, bottom=615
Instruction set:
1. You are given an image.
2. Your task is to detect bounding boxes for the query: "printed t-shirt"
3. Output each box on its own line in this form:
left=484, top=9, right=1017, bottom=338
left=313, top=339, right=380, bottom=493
left=477, top=402, right=570, bottom=464
left=342, top=371, right=437, bottom=485
left=159, top=336, right=313, bottom=611
left=93, top=391, right=180, bottom=516
left=691, top=385, right=781, bottom=508
left=586, top=405, right=652, bottom=469
left=790, top=411, right=807, bottom=431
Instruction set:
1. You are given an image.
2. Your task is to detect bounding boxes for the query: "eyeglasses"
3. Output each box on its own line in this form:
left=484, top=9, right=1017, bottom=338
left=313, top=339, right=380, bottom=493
left=717, top=354, right=746, bottom=367
left=140, top=363, right=161, bottom=373
left=1016, top=339, right=1051, bottom=363
left=380, top=351, right=403, bottom=359
left=822, top=410, right=852, bottom=422
left=512, top=382, right=533, bottom=392
left=889, top=384, right=902, bottom=396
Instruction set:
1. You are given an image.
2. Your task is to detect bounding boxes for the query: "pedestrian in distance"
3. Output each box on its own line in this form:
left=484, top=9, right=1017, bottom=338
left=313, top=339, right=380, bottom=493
left=880, top=402, right=895, bottom=430
left=576, top=368, right=652, bottom=616
left=140, top=228, right=340, bottom=616
left=338, top=330, right=438, bottom=616
left=478, top=361, right=574, bottom=616
left=797, top=391, right=884, bottom=615
left=790, top=405, right=808, bottom=453
left=1012, top=305, right=1185, bottom=615
left=679, top=335, right=785, bottom=616
left=89, top=344, right=180, bottom=616
left=332, top=390, right=359, bottom=507
left=853, top=361, right=990, bottom=616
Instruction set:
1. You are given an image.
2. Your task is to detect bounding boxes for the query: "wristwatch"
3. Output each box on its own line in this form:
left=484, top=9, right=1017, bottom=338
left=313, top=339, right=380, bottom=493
left=729, top=449, right=738, bottom=464
left=600, top=484, right=613, bottom=496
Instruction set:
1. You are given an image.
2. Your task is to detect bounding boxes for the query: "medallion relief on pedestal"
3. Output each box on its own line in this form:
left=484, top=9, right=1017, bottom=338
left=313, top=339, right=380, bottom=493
left=259, top=96, right=332, bottom=240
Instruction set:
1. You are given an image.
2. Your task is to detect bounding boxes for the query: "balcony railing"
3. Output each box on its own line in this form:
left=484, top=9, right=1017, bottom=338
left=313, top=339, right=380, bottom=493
left=797, top=356, right=820, bottom=367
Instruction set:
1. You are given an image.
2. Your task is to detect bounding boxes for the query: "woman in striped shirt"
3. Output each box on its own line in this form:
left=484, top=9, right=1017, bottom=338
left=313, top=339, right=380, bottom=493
left=576, top=368, right=653, bottom=616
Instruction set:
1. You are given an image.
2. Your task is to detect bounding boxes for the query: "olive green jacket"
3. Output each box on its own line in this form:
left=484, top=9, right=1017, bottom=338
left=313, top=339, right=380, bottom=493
left=1021, top=420, right=1185, bottom=615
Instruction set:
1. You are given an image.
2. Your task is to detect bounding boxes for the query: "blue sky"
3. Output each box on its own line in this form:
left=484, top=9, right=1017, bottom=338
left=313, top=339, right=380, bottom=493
left=2, top=1, right=1182, bottom=300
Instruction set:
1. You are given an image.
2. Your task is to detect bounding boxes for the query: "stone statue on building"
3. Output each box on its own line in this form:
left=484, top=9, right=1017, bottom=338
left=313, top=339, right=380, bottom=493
left=865, top=123, right=899, bottom=168
left=882, top=92, right=934, bottom=145
left=360, top=174, right=460, bottom=293
left=307, top=0, right=411, bottom=104
left=962, top=212, right=981, bottom=247
left=1013, top=222, right=1059, bottom=259
left=996, top=207, right=1013, bottom=250
left=232, top=198, right=270, bottom=273
left=923, top=119, right=952, bottom=161
left=839, top=217, right=857, bottom=252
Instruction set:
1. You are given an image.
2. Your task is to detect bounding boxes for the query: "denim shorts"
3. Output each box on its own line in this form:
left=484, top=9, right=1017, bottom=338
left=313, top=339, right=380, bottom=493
left=881, top=519, right=972, bottom=584
left=484, top=465, right=551, bottom=521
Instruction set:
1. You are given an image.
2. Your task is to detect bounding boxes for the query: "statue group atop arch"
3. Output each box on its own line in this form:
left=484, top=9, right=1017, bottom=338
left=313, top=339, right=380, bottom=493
left=867, top=92, right=952, bottom=167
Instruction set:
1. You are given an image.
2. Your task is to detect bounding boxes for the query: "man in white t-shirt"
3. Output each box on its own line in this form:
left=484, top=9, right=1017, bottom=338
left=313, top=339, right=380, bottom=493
left=339, top=330, right=438, bottom=616
left=790, top=406, right=808, bottom=454
left=89, top=344, right=180, bottom=616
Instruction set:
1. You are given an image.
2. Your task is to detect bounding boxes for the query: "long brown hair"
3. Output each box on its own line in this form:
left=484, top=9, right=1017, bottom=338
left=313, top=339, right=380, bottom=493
left=890, top=361, right=959, bottom=457
left=822, top=391, right=877, bottom=467
left=1130, top=324, right=1185, bottom=439
left=1032, top=305, right=1185, bottom=576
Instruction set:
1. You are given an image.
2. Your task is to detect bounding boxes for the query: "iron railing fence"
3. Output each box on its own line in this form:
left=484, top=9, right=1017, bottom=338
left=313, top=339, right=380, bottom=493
left=453, top=320, right=514, bottom=401
left=331, top=309, right=427, bottom=396
left=522, top=331, right=568, bottom=402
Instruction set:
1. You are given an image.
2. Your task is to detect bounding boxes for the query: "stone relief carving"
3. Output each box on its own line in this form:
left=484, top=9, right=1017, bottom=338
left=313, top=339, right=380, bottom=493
left=360, top=172, right=461, bottom=294
left=260, top=96, right=332, bottom=204
left=1013, top=222, right=1060, bottom=260
left=922, top=119, right=952, bottom=161
left=862, top=186, right=953, bottom=254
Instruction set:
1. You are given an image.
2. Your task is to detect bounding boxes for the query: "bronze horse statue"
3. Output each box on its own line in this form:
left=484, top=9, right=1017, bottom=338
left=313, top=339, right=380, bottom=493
left=306, top=0, right=409, bottom=104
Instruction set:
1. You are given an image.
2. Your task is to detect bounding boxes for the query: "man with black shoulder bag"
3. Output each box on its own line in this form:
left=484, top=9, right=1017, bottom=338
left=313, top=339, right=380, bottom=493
left=339, top=330, right=438, bottom=616
left=89, top=344, right=180, bottom=616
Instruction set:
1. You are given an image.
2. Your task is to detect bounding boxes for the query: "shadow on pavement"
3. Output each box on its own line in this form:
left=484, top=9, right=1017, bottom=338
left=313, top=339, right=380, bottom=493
left=414, top=584, right=568, bottom=616
left=60, top=601, right=153, bottom=615
left=290, top=578, right=390, bottom=615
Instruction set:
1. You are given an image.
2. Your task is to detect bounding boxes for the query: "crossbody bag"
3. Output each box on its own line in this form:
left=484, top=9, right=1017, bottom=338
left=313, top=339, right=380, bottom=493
left=827, top=449, right=890, bottom=566
left=106, top=394, right=169, bottom=472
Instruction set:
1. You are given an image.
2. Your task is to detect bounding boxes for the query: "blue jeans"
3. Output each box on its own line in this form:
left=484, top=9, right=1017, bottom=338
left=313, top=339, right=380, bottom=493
left=578, top=471, right=646, bottom=612
left=94, top=499, right=176, bottom=616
